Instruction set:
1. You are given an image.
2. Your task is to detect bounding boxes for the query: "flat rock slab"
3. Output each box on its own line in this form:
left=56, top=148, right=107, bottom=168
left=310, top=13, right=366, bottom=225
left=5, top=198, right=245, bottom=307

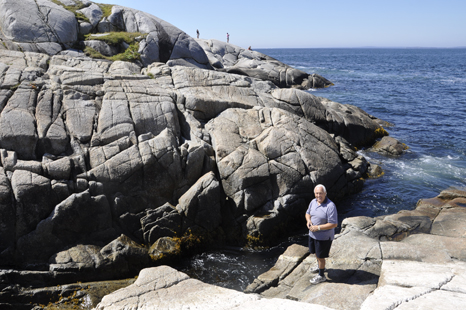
left=95, top=265, right=337, bottom=310
left=360, top=260, right=466, bottom=310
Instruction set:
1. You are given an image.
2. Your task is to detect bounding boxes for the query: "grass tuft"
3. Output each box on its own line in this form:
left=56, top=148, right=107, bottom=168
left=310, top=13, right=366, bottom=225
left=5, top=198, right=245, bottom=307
left=98, top=4, right=114, bottom=18
left=85, top=32, right=146, bottom=45
left=51, top=0, right=90, bottom=23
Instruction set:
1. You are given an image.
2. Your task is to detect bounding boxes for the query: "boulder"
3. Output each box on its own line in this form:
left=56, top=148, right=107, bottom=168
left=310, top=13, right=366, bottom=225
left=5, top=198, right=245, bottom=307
left=371, top=136, right=408, bottom=156
left=0, top=0, right=78, bottom=47
left=100, top=234, right=151, bottom=275
left=206, top=107, right=345, bottom=223
left=318, top=96, right=388, bottom=147
left=102, top=5, right=212, bottom=68
left=141, top=203, right=182, bottom=245
left=49, top=244, right=105, bottom=273
left=84, top=40, right=120, bottom=57
left=77, top=3, right=103, bottom=28
left=15, top=190, right=114, bottom=264
left=176, top=172, right=223, bottom=232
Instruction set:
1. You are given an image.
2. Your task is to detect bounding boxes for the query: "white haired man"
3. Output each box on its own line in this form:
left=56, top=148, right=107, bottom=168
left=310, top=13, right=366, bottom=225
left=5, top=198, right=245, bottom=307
left=305, top=184, right=338, bottom=284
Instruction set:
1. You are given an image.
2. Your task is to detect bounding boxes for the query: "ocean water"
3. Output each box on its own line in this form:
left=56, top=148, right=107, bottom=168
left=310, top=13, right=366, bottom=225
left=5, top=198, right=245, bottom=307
left=260, top=48, right=466, bottom=219
left=177, top=48, right=466, bottom=290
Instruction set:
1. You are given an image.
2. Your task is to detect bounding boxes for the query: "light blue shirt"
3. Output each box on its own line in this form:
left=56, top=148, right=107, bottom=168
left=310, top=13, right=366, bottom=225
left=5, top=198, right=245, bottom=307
left=306, top=197, right=338, bottom=240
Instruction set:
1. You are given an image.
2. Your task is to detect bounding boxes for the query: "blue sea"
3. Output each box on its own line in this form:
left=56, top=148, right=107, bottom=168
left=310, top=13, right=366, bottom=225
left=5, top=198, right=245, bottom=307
left=178, top=48, right=466, bottom=290
left=263, top=48, right=466, bottom=219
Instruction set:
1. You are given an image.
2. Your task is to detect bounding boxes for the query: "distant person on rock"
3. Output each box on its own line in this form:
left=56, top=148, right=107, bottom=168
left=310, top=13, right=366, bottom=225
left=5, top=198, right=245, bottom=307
left=227, top=32, right=229, bottom=43
left=305, top=184, right=338, bottom=284
left=196, top=29, right=199, bottom=38
left=248, top=46, right=252, bottom=50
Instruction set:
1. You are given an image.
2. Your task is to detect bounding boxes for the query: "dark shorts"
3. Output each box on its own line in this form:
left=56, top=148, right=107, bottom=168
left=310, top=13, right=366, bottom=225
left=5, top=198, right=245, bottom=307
left=308, top=236, right=333, bottom=258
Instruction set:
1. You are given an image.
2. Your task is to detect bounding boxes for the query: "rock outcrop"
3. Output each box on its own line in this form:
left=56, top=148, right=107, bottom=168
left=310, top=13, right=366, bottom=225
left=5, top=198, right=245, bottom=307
left=0, top=0, right=331, bottom=91
left=0, top=49, right=386, bottom=274
left=0, top=1, right=392, bottom=307
left=197, top=39, right=334, bottom=89
left=95, top=266, right=335, bottom=310
left=245, top=188, right=466, bottom=310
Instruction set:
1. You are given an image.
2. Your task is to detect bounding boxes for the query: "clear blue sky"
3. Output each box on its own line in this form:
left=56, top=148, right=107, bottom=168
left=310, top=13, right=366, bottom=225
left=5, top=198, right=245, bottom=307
left=96, top=0, right=466, bottom=49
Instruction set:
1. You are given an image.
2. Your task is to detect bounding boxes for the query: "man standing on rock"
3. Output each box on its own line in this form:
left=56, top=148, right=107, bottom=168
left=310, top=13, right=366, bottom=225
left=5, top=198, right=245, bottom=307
left=305, top=184, right=338, bottom=284
left=227, top=32, right=229, bottom=43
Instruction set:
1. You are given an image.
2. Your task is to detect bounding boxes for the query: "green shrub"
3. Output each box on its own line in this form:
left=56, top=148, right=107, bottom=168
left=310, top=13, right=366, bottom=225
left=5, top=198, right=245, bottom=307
left=84, top=43, right=141, bottom=63
left=85, top=32, right=146, bottom=45
left=83, top=46, right=106, bottom=60
left=110, top=43, right=141, bottom=62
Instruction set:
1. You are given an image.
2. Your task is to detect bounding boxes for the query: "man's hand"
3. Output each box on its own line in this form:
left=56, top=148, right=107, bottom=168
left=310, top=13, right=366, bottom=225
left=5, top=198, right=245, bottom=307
left=307, top=220, right=312, bottom=230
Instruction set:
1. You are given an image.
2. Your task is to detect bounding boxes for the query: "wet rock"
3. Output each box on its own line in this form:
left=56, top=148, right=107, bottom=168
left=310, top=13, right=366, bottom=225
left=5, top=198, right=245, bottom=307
left=367, top=163, right=384, bottom=178
left=148, top=237, right=180, bottom=261
left=371, top=136, right=408, bottom=156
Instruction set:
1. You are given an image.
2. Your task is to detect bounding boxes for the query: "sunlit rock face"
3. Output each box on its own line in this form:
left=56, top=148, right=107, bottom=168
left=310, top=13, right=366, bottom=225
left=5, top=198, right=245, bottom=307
left=0, top=0, right=386, bottom=285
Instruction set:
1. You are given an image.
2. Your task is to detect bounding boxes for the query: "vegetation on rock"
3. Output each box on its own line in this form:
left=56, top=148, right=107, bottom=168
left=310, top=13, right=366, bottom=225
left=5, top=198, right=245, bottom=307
left=98, top=4, right=113, bottom=18
left=51, top=0, right=89, bottom=23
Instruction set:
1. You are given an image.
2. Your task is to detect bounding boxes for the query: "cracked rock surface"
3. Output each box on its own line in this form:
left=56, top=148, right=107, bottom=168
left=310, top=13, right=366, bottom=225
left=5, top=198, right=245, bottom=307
left=246, top=188, right=466, bottom=310
left=95, top=265, right=336, bottom=310
left=0, top=46, right=385, bottom=279
left=0, top=1, right=393, bottom=308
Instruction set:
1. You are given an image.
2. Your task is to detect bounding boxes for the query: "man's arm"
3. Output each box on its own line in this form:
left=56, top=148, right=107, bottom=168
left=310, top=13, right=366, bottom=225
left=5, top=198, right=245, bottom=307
left=305, top=213, right=312, bottom=230
left=316, top=222, right=337, bottom=230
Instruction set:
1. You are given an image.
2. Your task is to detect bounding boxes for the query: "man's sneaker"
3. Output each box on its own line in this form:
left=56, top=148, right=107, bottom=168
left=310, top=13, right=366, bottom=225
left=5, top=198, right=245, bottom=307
left=309, top=265, right=326, bottom=274
left=310, top=274, right=326, bottom=284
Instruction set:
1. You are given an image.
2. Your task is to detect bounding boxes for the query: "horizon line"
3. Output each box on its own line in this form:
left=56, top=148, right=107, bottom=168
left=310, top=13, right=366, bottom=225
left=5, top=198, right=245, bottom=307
left=253, top=46, right=466, bottom=50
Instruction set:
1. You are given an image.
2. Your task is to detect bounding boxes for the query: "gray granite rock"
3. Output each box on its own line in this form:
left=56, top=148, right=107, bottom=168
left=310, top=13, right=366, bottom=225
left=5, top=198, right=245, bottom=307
left=0, top=5, right=398, bottom=307
left=84, top=40, right=120, bottom=57
left=197, top=39, right=333, bottom=89
left=95, top=265, right=337, bottom=310
left=371, top=136, right=408, bottom=156
left=247, top=188, right=466, bottom=309
left=0, top=47, right=387, bottom=278
left=0, top=0, right=78, bottom=47
left=77, top=3, right=103, bottom=27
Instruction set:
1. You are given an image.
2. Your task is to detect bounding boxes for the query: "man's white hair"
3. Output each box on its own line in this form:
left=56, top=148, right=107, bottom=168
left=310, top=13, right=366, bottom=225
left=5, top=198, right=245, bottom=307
left=314, top=184, right=327, bottom=193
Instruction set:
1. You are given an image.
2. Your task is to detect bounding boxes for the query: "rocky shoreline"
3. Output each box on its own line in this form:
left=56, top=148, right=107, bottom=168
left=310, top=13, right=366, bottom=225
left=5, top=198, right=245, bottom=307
left=0, top=1, right=446, bottom=309
left=92, top=188, right=466, bottom=310
left=244, top=187, right=466, bottom=309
